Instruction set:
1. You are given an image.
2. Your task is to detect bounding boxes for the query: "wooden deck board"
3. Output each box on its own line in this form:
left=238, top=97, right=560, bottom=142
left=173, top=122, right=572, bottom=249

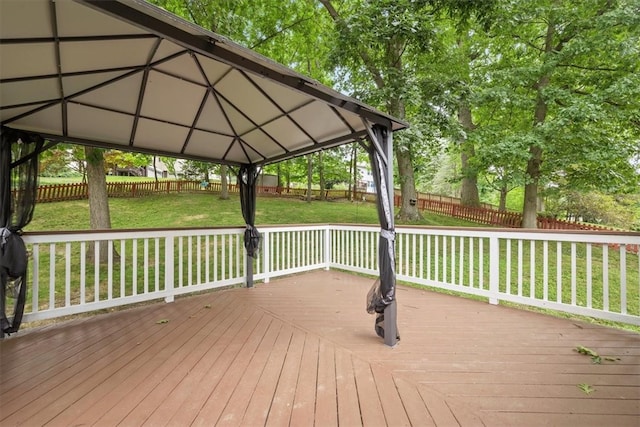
left=1, top=270, right=638, bottom=426
left=289, top=334, right=319, bottom=427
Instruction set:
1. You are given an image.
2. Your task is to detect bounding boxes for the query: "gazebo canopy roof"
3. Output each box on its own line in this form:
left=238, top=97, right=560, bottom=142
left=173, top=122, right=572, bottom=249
left=0, top=0, right=407, bottom=166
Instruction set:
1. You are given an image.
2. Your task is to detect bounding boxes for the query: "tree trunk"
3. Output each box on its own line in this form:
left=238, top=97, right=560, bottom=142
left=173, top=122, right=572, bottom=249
left=458, top=104, right=480, bottom=207
left=219, top=164, right=229, bottom=200
left=153, top=156, right=158, bottom=189
left=306, top=154, right=312, bottom=203
left=523, top=16, right=557, bottom=228
left=318, top=151, right=326, bottom=200
left=522, top=145, right=542, bottom=228
left=276, top=163, right=282, bottom=193
left=395, top=149, right=421, bottom=221
left=85, top=146, right=116, bottom=263
left=499, top=184, right=508, bottom=212
left=349, top=142, right=356, bottom=201
left=285, top=161, right=291, bottom=190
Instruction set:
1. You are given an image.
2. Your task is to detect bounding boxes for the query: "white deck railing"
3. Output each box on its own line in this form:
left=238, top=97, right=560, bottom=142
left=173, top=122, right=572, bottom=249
left=17, top=225, right=640, bottom=326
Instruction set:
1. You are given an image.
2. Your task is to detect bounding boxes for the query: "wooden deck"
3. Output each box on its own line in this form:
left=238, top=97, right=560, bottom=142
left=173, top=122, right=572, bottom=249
left=1, top=270, right=638, bottom=426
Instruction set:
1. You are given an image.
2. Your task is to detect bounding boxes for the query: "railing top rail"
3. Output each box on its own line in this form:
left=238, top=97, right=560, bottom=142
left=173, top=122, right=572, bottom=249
left=395, top=224, right=640, bottom=238
left=23, top=224, right=640, bottom=245
left=22, top=226, right=246, bottom=243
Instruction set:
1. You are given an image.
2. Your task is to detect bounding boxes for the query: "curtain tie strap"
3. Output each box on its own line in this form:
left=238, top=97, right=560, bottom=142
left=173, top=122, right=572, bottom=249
left=381, top=229, right=395, bottom=241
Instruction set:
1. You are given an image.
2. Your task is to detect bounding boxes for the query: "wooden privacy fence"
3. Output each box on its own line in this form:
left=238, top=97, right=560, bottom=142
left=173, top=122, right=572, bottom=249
left=33, top=181, right=367, bottom=203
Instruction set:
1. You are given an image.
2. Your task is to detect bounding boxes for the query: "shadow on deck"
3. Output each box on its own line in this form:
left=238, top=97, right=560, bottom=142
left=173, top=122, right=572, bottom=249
left=1, top=270, right=638, bottom=426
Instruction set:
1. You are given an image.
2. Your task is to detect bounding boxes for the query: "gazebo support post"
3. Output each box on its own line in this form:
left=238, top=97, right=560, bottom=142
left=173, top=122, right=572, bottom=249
left=366, top=123, right=398, bottom=347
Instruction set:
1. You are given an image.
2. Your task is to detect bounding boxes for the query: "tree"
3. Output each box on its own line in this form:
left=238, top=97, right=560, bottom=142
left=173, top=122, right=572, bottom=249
left=480, top=0, right=640, bottom=227
left=103, top=150, right=151, bottom=176
left=180, top=160, right=213, bottom=181
left=318, top=0, right=495, bottom=220
left=160, top=156, right=178, bottom=178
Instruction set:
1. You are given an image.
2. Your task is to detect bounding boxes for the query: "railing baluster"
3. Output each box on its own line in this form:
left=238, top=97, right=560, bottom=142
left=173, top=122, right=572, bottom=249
left=543, top=241, right=548, bottom=301
left=65, top=243, right=71, bottom=307
left=144, top=239, right=149, bottom=293
left=196, top=235, right=201, bottom=286
left=506, top=239, right=511, bottom=294
left=213, top=234, right=218, bottom=282
left=586, top=244, right=592, bottom=308
left=32, top=244, right=40, bottom=312
left=571, top=243, right=577, bottom=306
left=530, top=240, right=535, bottom=298
left=434, top=235, right=439, bottom=282
left=602, top=245, right=609, bottom=311
left=221, top=235, right=226, bottom=280
left=49, top=244, right=56, bottom=309
left=443, top=236, right=447, bottom=283
left=94, top=242, right=100, bottom=302
left=108, top=240, right=113, bottom=300
left=155, top=238, right=160, bottom=291
left=187, top=236, right=193, bottom=287
left=517, top=239, right=523, bottom=296
left=469, top=237, right=474, bottom=288
left=205, top=235, right=210, bottom=283
left=479, top=238, right=484, bottom=290
left=133, top=239, right=138, bottom=295
left=412, top=234, right=417, bottom=278
left=120, top=240, right=126, bottom=297
left=556, top=242, right=562, bottom=303
left=620, top=245, right=627, bottom=314
left=450, top=236, right=456, bottom=285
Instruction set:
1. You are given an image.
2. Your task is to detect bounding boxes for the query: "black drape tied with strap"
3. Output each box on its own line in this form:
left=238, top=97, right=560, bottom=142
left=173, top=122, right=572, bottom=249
left=1, top=126, right=43, bottom=336
left=365, top=125, right=398, bottom=341
left=238, top=164, right=261, bottom=259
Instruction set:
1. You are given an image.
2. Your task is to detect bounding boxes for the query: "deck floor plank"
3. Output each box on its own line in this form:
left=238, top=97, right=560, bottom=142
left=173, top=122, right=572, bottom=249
left=335, top=348, right=362, bottom=427
left=289, top=334, right=320, bottom=427
left=240, top=323, right=294, bottom=426
left=314, top=340, right=339, bottom=427
left=353, top=356, right=386, bottom=427
left=265, top=327, right=306, bottom=427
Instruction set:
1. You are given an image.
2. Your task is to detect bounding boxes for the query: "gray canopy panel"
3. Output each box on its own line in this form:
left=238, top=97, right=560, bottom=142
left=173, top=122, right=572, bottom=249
left=0, top=0, right=406, bottom=166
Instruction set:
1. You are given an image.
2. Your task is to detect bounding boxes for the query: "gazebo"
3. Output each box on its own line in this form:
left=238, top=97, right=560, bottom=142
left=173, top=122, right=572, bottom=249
left=0, top=0, right=407, bottom=344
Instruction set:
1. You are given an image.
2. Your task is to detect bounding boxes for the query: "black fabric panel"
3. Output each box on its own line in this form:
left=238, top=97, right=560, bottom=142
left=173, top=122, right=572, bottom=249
left=238, top=164, right=261, bottom=258
left=1, top=126, right=43, bottom=336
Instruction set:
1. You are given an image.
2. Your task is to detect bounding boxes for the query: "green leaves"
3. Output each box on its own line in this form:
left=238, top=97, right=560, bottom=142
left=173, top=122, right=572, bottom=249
left=577, top=383, right=595, bottom=395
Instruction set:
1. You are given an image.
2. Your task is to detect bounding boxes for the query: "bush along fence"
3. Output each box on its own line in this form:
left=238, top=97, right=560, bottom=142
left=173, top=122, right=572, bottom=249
left=27, top=181, right=638, bottom=247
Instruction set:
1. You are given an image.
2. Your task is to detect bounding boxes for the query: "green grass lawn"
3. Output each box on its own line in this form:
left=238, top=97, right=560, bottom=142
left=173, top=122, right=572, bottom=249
left=25, top=193, right=479, bottom=231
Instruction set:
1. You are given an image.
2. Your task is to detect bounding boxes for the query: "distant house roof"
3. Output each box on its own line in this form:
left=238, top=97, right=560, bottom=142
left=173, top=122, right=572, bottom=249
left=0, top=0, right=407, bottom=166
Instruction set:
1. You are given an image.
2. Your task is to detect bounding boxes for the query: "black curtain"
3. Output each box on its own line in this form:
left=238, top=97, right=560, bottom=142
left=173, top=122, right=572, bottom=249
left=1, top=126, right=43, bottom=336
left=365, top=125, right=398, bottom=343
left=238, top=164, right=261, bottom=286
